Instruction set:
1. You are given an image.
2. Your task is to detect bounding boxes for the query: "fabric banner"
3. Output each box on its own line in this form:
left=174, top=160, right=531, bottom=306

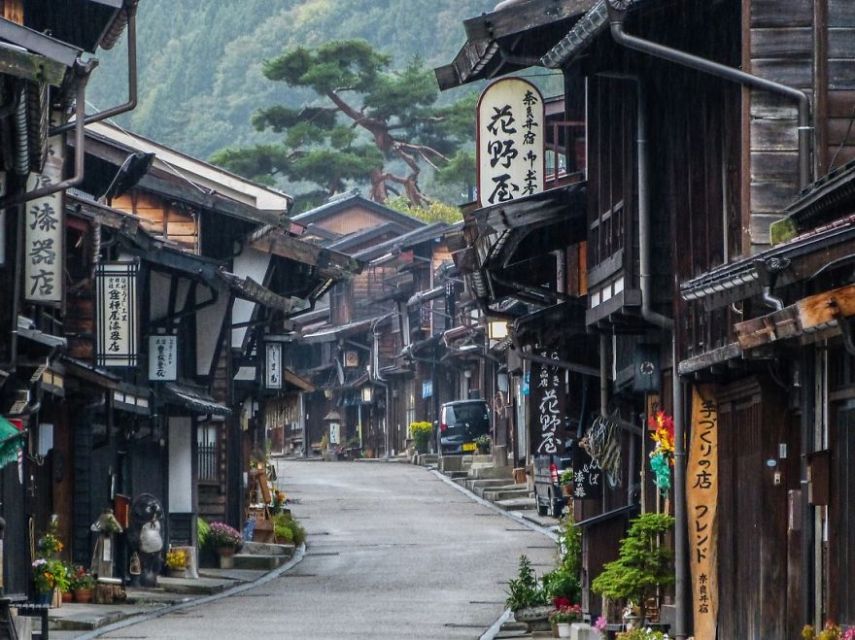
left=687, top=384, right=719, bottom=640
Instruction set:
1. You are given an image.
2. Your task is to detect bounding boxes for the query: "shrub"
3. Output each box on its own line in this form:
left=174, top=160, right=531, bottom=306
left=506, top=555, right=549, bottom=611
left=272, top=513, right=306, bottom=546
left=410, top=421, right=433, bottom=453
left=208, top=521, right=243, bottom=549
left=165, top=548, right=187, bottom=571
left=591, top=513, right=675, bottom=608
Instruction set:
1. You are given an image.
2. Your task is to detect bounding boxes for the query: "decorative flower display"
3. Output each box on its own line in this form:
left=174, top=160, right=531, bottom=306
left=208, top=521, right=243, bottom=549
left=648, top=410, right=675, bottom=496
left=549, top=604, right=583, bottom=624
left=165, top=548, right=188, bottom=571
left=32, top=558, right=70, bottom=594
left=802, top=622, right=855, bottom=640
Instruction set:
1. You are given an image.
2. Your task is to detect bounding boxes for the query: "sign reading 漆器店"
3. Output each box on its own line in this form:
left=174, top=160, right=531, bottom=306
left=477, top=77, right=545, bottom=208
left=24, top=133, right=65, bottom=304
left=96, top=262, right=139, bottom=367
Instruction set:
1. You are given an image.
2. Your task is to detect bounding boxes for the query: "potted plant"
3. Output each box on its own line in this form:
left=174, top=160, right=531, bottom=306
left=69, top=565, right=95, bottom=603
left=409, top=421, right=433, bottom=454
left=549, top=604, right=582, bottom=638
left=591, top=513, right=675, bottom=626
left=474, top=434, right=492, bottom=454
left=272, top=512, right=306, bottom=546
left=506, top=556, right=551, bottom=631
left=802, top=622, right=855, bottom=640
left=559, top=468, right=574, bottom=497
left=208, top=521, right=243, bottom=569
left=165, top=548, right=188, bottom=578
left=32, top=558, right=70, bottom=606
left=616, top=629, right=669, bottom=640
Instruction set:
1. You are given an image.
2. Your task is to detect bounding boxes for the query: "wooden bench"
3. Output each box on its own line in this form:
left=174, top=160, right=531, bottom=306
left=15, top=602, right=50, bottom=640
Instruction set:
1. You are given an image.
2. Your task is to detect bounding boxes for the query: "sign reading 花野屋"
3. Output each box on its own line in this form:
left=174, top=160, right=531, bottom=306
left=529, top=350, right=565, bottom=456
left=687, top=384, right=719, bottom=640
left=148, top=335, right=177, bottom=381
left=477, top=77, right=545, bottom=208
left=96, top=262, right=139, bottom=367
left=24, top=132, right=65, bottom=304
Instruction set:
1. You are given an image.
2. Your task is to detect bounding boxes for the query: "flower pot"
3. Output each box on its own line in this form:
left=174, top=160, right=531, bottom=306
left=61, top=591, right=73, bottom=604
left=514, top=606, right=553, bottom=632
left=217, top=547, right=235, bottom=569
left=167, top=569, right=186, bottom=578
left=557, top=622, right=572, bottom=638
left=561, top=484, right=574, bottom=498
left=34, top=591, right=52, bottom=606
left=73, top=588, right=93, bottom=604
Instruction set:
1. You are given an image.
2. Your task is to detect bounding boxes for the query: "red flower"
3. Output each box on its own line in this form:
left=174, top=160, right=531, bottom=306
left=553, top=596, right=572, bottom=609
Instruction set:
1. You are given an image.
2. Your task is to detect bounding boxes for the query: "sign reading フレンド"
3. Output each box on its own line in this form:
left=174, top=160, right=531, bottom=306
left=477, top=77, right=544, bottom=208
left=687, top=385, right=719, bottom=640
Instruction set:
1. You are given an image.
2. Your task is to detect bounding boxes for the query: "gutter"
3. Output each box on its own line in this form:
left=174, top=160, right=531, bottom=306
left=52, top=0, right=139, bottom=135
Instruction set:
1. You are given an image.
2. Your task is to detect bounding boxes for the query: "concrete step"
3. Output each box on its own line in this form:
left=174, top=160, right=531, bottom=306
left=232, top=553, right=287, bottom=570
left=445, top=470, right=469, bottom=479
left=468, top=465, right=513, bottom=480
left=466, top=478, right=510, bottom=493
left=475, top=482, right=527, bottom=497
left=494, top=497, right=537, bottom=511
left=242, top=541, right=294, bottom=557
left=483, top=487, right=531, bottom=502
left=416, top=453, right=438, bottom=465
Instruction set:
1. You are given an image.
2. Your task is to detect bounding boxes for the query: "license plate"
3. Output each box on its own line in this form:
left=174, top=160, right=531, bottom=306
left=462, top=442, right=476, bottom=452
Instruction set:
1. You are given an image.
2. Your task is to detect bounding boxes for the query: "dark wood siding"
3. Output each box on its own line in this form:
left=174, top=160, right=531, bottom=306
left=830, top=401, right=855, bottom=626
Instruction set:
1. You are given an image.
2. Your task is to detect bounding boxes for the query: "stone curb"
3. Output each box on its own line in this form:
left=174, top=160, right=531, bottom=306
left=71, top=543, right=307, bottom=639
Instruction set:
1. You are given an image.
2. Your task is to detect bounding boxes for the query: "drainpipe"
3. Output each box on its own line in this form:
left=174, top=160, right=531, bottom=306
left=608, top=5, right=812, bottom=190
left=0, top=60, right=96, bottom=209
left=672, top=333, right=688, bottom=640
left=51, top=1, right=139, bottom=136
left=599, top=334, right=608, bottom=417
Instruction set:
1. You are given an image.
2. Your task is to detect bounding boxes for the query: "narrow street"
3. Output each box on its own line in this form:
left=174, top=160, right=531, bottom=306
left=97, top=461, right=556, bottom=640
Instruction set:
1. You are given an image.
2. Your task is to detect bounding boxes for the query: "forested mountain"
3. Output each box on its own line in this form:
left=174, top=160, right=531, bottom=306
left=89, top=0, right=495, bottom=161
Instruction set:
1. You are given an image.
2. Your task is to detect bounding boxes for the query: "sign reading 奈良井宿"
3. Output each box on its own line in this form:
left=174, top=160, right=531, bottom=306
left=96, top=262, right=139, bottom=367
left=148, top=335, right=177, bottom=381
left=477, top=77, right=545, bottom=208
left=24, top=133, right=65, bottom=304
left=687, top=384, right=719, bottom=640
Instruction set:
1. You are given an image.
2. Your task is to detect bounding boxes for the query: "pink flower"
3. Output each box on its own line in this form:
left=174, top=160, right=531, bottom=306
left=594, top=616, right=607, bottom=632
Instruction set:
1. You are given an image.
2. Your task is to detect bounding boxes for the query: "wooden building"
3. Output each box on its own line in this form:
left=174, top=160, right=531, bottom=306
left=438, top=0, right=855, bottom=636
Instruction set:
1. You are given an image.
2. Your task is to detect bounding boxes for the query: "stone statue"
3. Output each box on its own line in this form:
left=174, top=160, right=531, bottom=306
left=127, top=494, right=164, bottom=587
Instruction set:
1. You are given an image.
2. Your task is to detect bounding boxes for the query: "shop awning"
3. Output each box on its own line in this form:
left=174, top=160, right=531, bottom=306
left=16, top=316, right=67, bottom=350
left=301, top=314, right=393, bottom=344
left=283, top=368, right=314, bottom=393
left=112, top=384, right=150, bottom=415
left=162, top=383, right=231, bottom=416
left=0, top=416, right=26, bottom=470
left=61, top=356, right=121, bottom=391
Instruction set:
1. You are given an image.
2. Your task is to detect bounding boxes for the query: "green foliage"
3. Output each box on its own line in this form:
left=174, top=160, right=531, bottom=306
left=617, top=629, right=669, bottom=640
left=410, top=421, right=433, bottom=453
left=210, top=37, right=477, bottom=206
left=272, top=512, right=306, bottom=546
left=591, top=513, right=675, bottom=607
left=197, top=517, right=211, bottom=550
left=385, top=196, right=462, bottom=224
left=543, top=520, right=583, bottom=603
left=506, top=555, right=550, bottom=611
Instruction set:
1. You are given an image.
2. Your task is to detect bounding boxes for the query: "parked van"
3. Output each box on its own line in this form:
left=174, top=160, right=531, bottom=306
left=437, top=400, right=490, bottom=455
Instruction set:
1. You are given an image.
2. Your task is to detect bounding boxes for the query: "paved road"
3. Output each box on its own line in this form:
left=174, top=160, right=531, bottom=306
left=100, top=461, right=557, bottom=640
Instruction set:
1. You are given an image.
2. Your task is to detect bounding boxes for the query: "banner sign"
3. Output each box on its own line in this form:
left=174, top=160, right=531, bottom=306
left=96, top=262, right=139, bottom=367
left=571, top=443, right=602, bottom=501
left=687, top=385, right=719, bottom=640
left=24, top=133, right=65, bottom=304
left=530, top=350, right=566, bottom=455
left=265, top=342, right=282, bottom=390
left=477, top=77, right=544, bottom=207
left=148, top=335, right=177, bottom=381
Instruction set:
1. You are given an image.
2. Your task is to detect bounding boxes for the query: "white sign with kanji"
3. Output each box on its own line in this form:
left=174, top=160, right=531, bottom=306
left=96, top=262, right=139, bottom=367
left=477, top=77, right=545, bottom=208
left=265, top=342, right=282, bottom=390
left=24, top=134, right=65, bottom=304
left=148, top=335, right=177, bottom=381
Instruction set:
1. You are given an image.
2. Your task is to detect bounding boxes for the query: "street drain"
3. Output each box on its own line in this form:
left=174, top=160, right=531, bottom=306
left=307, top=531, right=330, bottom=535
left=305, top=551, right=340, bottom=556
left=284, top=574, right=318, bottom=578
left=469, top=600, right=505, bottom=605
left=505, top=528, right=532, bottom=532
left=444, top=623, right=487, bottom=628
left=230, top=593, right=271, bottom=598
left=474, top=513, right=500, bottom=516
left=527, top=545, right=557, bottom=549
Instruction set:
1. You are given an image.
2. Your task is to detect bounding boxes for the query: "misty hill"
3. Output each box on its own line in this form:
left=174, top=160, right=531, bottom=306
left=89, top=0, right=496, bottom=162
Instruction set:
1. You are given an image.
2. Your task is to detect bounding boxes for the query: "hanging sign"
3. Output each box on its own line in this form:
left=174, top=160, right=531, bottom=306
left=571, top=442, right=602, bottom=501
left=148, top=335, right=177, bottom=381
left=529, top=349, right=566, bottom=455
left=24, top=133, right=65, bottom=304
left=477, top=77, right=545, bottom=207
left=96, top=262, right=139, bottom=367
left=265, top=342, right=282, bottom=390
left=687, top=385, right=719, bottom=640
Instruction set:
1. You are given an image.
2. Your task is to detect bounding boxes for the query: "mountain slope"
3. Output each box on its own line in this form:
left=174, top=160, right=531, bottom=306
left=89, top=0, right=494, bottom=160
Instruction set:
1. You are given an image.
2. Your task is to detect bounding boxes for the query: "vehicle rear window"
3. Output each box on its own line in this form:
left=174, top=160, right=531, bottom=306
left=445, top=403, right=489, bottom=431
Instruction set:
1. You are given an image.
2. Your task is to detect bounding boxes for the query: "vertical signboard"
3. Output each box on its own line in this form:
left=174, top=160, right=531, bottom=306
left=265, top=342, right=282, bottom=390
left=529, top=349, right=566, bottom=455
left=687, top=385, right=719, bottom=640
left=96, top=262, right=139, bottom=367
left=477, top=77, right=545, bottom=207
left=571, top=444, right=602, bottom=501
left=148, top=335, right=177, bottom=381
left=24, top=133, right=65, bottom=304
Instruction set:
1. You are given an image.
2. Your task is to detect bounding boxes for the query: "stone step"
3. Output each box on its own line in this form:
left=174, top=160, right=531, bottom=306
left=445, top=470, right=469, bottom=479
left=232, top=554, right=287, bottom=570
left=465, top=478, right=510, bottom=493
left=494, top=497, right=537, bottom=511
left=475, top=483, right=527, bottom=498
left=468, top=465, right=513, bottom=480
left=242, top=541, right=294, bottom=557
left=483, top=487, right=531, bottom=502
